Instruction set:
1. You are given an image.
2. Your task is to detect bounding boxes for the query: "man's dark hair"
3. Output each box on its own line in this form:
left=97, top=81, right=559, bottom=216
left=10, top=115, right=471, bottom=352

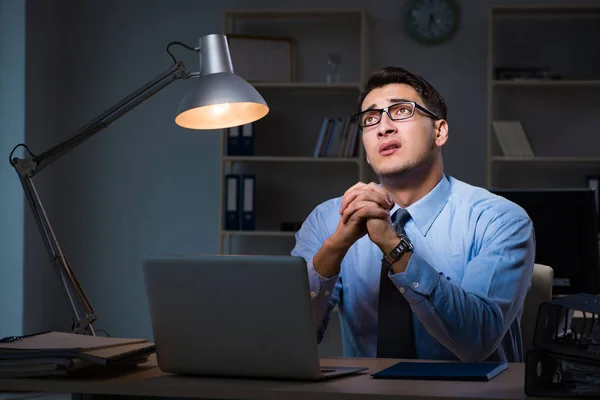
left=358, top=67, right=447, bottom=120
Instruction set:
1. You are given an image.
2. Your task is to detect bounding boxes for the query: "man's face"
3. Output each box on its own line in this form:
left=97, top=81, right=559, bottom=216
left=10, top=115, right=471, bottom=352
left=360, top=83, right=446, bottom=178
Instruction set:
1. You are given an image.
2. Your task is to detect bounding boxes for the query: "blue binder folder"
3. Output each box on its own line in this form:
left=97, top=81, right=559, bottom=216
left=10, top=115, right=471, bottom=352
left=240, top=123, right=254, bottom=156
left=240, top=174, right=255, bottom=230
left=226, top=127, right=242, bottom=156
left=224, top=174, right=240, bottom=230
left=372, top=361, right=508, bottom=381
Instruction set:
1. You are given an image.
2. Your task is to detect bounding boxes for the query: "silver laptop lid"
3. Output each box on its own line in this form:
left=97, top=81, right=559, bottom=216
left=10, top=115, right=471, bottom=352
left=142, top=254, right=321, bottom=379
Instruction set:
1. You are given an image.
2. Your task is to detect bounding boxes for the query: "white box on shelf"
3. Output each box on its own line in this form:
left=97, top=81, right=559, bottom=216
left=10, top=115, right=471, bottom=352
left=227, top=35, right=295, bottom=83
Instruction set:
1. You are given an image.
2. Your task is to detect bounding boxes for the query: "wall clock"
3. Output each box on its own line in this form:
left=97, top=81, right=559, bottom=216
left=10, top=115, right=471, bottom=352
left=403, top=0, right=460, bottom=45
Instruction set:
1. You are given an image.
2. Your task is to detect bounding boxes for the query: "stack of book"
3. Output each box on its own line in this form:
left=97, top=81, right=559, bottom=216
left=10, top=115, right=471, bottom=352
left=0, top=331, right=155, bottom=378
left=313, top=117, right=360, bottom=158
left=492, top=120, right=535, bottom=158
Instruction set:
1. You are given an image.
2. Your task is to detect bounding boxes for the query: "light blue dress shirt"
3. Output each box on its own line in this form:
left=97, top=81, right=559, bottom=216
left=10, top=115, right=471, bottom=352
left=291, top=175, right=535, bottom=362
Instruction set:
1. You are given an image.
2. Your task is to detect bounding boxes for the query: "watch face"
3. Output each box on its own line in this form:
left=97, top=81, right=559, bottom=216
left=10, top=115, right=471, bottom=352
left=403, top=0, right=460, bottom=45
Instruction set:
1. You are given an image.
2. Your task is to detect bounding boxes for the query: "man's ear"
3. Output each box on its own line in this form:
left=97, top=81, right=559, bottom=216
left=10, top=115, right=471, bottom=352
left=434, top=119, right=448, bottom=147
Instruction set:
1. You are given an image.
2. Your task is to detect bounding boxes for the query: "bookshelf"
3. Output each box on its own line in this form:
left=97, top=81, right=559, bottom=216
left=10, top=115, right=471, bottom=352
left=493, top=157, right=600, bottom=164
left=219, top=9, right=370, bottom=255
left=251, top=82, right=362, bottom=89
left=222, top=230, right=297, bottom=238
left=223, top=156, right=362, bottom=164
left=491, top=80, right=600, bottom=88
left=487, top=5, right=600, bottom=189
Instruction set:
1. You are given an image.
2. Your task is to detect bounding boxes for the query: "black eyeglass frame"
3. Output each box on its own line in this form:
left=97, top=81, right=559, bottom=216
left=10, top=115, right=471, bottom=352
left=353, top=101, right=440, bottom=128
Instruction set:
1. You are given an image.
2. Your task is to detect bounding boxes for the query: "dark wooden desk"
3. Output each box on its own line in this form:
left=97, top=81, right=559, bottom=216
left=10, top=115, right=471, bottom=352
left=0, top=356, right=558, bottom=400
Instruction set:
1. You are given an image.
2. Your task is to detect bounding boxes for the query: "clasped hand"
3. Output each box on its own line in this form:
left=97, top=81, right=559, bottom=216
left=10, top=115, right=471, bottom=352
left=332, top=182, right=397, bottom=249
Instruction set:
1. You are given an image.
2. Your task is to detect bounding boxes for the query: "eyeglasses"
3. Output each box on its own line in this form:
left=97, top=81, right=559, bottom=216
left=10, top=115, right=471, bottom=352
left=353, top=101, right=439, bottom=128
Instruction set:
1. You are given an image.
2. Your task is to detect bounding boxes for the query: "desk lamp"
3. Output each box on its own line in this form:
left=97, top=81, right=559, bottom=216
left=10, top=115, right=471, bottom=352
left=8, top=34, right=269, bottom=336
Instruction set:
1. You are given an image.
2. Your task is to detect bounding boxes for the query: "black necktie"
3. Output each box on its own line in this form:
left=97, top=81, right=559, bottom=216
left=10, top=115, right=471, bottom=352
left=376, top=208, right=416, bottom=358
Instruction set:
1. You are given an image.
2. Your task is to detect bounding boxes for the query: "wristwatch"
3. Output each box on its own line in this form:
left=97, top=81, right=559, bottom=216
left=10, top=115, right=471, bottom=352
left=381, top=234, right=414, bottom=268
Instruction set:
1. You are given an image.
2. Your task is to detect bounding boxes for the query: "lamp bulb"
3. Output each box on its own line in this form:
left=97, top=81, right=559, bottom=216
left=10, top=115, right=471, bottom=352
left=212, top=103, right=230, bottom=116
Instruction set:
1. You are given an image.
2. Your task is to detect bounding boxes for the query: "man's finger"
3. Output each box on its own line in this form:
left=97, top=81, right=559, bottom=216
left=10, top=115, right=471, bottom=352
left=346, top=191, right=392, bottom=216
left=349, top=204, right=390, bottom=222
left=339, top=182, right=367, bottom=214
left=343, top=200, right=389, bottom=224
left=364, top=182, right=394, bottom=208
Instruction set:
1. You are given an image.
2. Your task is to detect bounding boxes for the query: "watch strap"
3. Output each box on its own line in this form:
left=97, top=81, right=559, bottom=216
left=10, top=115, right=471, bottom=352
left=382, top=235, right=413, bottom=268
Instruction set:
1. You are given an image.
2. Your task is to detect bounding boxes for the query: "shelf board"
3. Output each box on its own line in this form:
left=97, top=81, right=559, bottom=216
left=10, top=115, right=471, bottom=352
left=224, top=156, right=361, bottom=164
left=492, top=156, right=600, bottom=163
left=491, top=5, right=600, bottom=15
left=250, top=82, right=362, bottom=90
left=492, top=80, right=600, bottom=87
left=221, top=230, right=296, bottom=237
left=225, top=8, right=365, bottom=19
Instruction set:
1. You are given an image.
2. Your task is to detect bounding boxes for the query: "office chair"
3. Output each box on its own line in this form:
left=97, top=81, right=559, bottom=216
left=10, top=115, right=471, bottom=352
left=521, top=263, right=554, bottom=357
left=317, top=308, right=344, bottom=357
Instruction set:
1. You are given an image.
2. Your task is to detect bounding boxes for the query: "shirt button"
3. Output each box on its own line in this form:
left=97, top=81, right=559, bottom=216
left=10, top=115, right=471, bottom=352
left=310, top=291, right=316, bottom=299
left=399, top=287, right=406, bottom=294
left=412, top=281, right=419, bottom=289
left=325, top=290, right=331, bottom=296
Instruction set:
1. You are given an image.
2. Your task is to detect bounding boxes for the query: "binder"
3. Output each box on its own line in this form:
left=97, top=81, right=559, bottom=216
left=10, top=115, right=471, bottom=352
left=240, top=123, right=254, bottom=156
left=492, top=120, right=534, bottom=158
left=224, top=174, right=240, bottom=230
left=226, top=127, right=242, bottom=156
left=337, top=116, right=351, bottom=157
left=326, top=118, right=344, bottom=157
left=345, top=123, right=359, bottom=157
left=511, top=121, right=535, bottom=157
left=587, top=175, right=600, bottom=230
left=240, top=174, right=255, bottom=231
left=371, top=361, right=508, bottom=381
left=323, top=119, right=340, bottom=157
left=313, top=118, right=330, bottom=158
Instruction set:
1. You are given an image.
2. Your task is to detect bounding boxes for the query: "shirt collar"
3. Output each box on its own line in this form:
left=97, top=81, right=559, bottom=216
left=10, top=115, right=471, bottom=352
left=390, top=174, right=451, bottom=237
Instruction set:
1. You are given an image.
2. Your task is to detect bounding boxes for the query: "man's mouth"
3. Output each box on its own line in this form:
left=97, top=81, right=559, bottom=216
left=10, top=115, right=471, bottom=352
left=379, top=141, right=401, bottom=156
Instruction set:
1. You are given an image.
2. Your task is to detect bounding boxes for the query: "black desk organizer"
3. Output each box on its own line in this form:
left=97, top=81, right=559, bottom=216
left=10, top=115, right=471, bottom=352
left=525, top=293, right=600, bottom=397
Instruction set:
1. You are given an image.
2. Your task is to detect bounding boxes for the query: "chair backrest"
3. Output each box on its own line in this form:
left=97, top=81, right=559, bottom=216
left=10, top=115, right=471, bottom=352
left=521, top=263, right=554, bottom=357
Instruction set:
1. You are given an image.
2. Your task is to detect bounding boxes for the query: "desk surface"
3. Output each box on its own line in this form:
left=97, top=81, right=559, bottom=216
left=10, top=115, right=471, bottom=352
left=0, top=356, right=556, bottom=400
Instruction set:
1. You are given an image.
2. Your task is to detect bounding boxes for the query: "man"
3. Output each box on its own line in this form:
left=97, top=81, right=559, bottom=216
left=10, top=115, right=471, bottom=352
left=291, top=66, right=535, bottom=362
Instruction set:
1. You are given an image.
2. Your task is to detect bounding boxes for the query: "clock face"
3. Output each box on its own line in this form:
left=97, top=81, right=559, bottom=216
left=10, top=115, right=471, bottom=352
left=403, top=0, right=460, bottom=45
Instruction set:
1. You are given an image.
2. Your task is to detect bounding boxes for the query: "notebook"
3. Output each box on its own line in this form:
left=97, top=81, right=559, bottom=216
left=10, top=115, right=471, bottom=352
left=0, top=331, right=147, bottom=352
left=142, top=254, right=367, bottom=380
left=372, top=361, right=509, bottom=381
left=0, top=331, right=156, bottom=376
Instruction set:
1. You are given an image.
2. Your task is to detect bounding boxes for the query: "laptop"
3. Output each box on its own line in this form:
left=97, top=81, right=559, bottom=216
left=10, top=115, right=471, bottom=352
left=142, top=254, right=367, bottom=380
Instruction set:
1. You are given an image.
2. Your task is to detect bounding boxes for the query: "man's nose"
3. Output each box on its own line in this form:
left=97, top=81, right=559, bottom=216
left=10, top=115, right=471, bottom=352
left=377, top=112, right=396, bottom=137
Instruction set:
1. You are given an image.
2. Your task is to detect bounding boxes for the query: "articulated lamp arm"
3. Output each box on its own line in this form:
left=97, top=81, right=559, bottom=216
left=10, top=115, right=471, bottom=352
left=8, top=32, right=268, bottom=336
left=9, top=61, right=192, bottom=335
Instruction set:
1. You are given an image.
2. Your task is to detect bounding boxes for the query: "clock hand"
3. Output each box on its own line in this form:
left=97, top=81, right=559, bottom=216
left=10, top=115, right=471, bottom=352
left=428, top=13, right=436, bottom=31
